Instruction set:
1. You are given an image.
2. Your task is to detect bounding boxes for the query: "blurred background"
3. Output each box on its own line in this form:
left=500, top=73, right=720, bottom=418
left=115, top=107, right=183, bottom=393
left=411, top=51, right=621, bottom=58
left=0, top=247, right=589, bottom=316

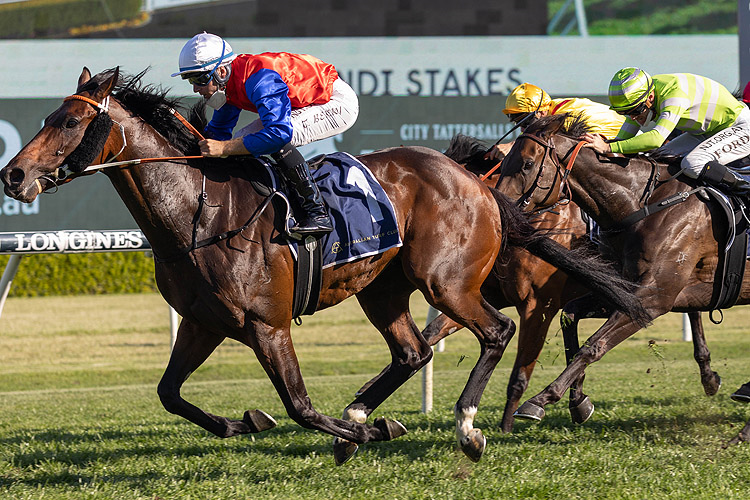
left=0, top=0, right=744, bottom=294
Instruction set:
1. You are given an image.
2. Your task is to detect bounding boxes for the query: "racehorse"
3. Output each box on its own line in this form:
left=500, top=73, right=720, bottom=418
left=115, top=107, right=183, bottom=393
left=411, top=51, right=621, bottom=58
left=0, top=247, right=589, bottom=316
left=416, top=134, right=719, bottom=431
left=0, top=67, right=646, bottom=464
left=495, top=113, right=748, bottom=445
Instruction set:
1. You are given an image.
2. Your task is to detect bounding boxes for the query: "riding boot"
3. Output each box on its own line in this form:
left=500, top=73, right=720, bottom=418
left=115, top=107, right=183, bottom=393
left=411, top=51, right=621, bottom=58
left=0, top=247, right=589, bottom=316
left=272, top=143, right=334, bottom=237
left=699, top=160, right=750, bottom=203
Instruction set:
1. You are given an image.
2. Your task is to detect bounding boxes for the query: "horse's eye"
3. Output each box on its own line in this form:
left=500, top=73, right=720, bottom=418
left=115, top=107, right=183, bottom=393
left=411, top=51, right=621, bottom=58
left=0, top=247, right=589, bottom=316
left=523, top=159, right=535, bottom=171
left=65, top=118, right=79, bottom=129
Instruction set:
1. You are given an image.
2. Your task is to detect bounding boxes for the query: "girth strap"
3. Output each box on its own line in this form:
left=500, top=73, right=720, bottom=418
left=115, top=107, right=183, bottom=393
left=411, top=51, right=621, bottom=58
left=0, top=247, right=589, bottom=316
left=292, top=235, right=324, bottom=320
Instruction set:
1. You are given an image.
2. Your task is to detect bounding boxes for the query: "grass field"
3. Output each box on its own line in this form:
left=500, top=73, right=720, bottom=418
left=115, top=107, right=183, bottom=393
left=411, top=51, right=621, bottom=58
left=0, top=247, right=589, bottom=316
left=1, top=293, right=750, bottom=499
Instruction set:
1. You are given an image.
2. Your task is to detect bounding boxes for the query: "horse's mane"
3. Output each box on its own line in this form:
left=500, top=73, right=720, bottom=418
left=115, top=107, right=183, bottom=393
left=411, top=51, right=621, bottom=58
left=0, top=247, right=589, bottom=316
left=524, top=112, right=592, bottom=139
left=444, top=134, right=500, bottom=174
left=85, top=68, right=207, bottom=156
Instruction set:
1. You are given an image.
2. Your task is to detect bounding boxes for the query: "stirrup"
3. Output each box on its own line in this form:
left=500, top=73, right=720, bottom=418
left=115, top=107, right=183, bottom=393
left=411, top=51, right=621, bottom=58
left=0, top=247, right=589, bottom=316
left=289, top=215, right=333, bottom=236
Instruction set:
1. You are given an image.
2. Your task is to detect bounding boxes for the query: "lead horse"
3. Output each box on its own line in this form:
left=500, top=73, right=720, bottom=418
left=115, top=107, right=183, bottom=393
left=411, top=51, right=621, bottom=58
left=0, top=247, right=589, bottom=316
left=496, top=113, right=750, bottom=445
left=1, top=68, right=646, bottom=463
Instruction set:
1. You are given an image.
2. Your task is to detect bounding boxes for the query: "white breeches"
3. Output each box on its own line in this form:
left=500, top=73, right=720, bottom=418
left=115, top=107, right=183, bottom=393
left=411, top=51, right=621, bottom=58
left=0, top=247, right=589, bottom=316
left=655, top=107, right=750, bottom=178
left=235, top=78, right=359, bottom=149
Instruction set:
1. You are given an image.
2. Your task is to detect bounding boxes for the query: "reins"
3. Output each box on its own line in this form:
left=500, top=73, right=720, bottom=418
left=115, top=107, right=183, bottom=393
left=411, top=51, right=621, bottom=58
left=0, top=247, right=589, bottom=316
left=56, top=90, right=284, bottom=263
left=55, top=94, right=204, bottom=182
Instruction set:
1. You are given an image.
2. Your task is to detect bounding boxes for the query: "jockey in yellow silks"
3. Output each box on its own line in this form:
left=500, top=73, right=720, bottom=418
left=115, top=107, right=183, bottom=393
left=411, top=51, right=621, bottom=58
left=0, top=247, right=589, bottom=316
left=486, top=83, right=625, bottom=160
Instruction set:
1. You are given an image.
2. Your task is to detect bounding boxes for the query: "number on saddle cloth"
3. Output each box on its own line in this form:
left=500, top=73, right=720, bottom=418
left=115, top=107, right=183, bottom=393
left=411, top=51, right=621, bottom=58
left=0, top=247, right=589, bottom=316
left=278, top=152, right=402, bottom=268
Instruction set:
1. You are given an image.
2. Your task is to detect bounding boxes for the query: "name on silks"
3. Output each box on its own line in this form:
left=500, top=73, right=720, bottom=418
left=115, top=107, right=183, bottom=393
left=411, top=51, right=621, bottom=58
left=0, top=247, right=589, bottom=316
left=0, top=230, right=151, bottom=254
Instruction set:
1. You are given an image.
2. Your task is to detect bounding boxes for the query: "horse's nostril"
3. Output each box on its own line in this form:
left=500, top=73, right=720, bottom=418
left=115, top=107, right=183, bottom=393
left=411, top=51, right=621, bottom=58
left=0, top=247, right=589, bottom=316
left=9, top=168, right=25, bottom=185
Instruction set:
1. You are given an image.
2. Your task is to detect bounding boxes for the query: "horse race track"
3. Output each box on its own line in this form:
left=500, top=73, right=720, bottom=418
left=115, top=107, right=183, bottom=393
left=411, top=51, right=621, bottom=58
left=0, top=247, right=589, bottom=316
left=1, top=293, right=749, bottom=499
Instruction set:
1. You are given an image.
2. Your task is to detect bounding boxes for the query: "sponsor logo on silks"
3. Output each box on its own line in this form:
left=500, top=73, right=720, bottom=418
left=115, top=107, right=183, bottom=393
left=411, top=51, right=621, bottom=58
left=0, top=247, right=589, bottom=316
left=0, top=230, right=150, bottom=253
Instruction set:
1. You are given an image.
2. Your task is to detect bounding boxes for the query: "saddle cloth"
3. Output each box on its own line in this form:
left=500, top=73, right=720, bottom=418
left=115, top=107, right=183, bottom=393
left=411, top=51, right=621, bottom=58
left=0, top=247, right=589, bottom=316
left=286, top=152, right=403, bottom=268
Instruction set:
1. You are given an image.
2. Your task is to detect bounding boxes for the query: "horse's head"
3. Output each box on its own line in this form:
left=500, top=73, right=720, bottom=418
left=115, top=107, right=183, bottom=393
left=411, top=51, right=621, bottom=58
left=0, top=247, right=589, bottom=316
left=1, top=66, right=120, bottom=203
left=496, top=114, right=576, bottom=211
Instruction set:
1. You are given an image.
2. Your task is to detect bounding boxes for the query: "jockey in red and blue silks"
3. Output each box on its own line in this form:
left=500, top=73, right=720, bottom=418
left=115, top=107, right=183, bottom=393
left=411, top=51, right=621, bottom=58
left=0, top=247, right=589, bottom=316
left=172, top=32, right=359, bottom=237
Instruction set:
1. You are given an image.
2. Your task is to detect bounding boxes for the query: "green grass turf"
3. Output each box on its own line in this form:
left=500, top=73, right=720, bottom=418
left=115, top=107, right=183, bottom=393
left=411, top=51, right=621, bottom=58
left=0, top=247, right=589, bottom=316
left=1, top=293, right=749, bottom=499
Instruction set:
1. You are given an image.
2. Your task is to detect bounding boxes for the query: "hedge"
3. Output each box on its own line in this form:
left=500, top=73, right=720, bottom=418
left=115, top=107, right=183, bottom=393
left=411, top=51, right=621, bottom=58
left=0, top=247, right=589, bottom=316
left=0, top=0, right=143, bottom=39
left=0, top=252, right=157, bottom=297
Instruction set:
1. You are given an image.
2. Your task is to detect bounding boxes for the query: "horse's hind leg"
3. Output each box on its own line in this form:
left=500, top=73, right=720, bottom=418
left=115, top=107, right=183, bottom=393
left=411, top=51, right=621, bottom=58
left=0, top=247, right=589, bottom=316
left=689, top=312, right=721, bottom=396
left=157, top=319, right=276, bottom=437
left=435, top=294, right=516, bottom=462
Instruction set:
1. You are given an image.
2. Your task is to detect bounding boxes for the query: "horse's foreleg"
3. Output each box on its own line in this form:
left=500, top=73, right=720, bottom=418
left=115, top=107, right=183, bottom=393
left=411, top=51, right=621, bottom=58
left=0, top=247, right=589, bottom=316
left=501, top=301, right=556, bottom=433
left=354, top=311, right=461, bottom=397
left=560, top=294, right=612, bottom=424
left=246, top=321, right=404, bottom=465
left=516, top=311, right=644, bottom=422
left=157, top=319, right=276, bottom=437
left=689, top=312, right=722, bottom=396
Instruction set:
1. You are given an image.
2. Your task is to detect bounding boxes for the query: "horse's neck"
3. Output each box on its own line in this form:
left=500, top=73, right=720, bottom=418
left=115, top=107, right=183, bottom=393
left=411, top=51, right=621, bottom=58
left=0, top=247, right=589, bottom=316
left=563, top=139, right=656, bottom=227
left=105, top=106, right=204, bottom=252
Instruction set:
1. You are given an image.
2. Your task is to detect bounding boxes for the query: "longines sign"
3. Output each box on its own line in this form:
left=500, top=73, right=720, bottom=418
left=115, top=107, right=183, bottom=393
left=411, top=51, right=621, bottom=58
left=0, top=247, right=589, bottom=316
left=0, top=230, right=151, bottom=254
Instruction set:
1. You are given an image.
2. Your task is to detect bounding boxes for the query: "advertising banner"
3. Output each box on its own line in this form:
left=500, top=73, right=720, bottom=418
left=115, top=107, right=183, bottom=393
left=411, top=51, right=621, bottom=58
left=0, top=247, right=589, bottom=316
left=0, top=35, right=739, bottom=231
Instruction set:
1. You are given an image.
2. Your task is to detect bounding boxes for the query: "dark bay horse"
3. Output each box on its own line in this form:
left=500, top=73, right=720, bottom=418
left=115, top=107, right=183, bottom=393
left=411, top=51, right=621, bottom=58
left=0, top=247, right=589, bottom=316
left=0, top=68, right=646, bottom=463
left=420, top=134, right=719, bottom=430
left=496, top=113, right=748, bottom=445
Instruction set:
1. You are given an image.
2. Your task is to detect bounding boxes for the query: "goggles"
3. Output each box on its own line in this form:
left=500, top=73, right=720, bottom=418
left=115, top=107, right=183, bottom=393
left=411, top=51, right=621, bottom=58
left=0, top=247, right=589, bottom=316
left=616, top=101, right=648, bottom=118
left=183, top=71, right=213, bottom=86
left=507, top=112, right=537, bottom=129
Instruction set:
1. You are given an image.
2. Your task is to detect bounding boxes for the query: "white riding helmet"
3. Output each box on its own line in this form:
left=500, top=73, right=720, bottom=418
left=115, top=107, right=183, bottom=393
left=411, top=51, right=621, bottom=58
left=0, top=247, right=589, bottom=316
left=171, top=32, right=237, bottom=78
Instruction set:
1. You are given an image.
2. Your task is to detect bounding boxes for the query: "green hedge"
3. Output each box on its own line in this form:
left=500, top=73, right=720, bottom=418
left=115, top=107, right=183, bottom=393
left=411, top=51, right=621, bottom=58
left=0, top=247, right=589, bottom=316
left=0, top=252, right=157, bottom=297
left=0, top=0, right=143, bottom=38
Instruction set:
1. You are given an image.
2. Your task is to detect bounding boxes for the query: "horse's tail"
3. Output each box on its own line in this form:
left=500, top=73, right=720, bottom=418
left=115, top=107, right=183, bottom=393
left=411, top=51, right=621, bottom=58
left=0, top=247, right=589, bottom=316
left=489, top=188, right=651, bottom=327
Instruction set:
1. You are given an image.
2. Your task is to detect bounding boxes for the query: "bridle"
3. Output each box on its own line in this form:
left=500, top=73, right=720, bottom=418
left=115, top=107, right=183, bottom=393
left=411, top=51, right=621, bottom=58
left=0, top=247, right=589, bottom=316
left=43, top=93, right=204, bottom=190
left=511, top=132, right=586, bottom=211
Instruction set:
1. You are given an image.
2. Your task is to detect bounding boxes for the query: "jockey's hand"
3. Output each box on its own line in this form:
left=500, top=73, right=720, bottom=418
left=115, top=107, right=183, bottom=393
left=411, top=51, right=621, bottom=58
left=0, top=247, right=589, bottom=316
left=582, top=133, right=612, bottom=154
left=198, top=137, right=251, bottom=157
left=483, top=142, right=513, bottom=161
left=199, top=139, right=227, bottom=157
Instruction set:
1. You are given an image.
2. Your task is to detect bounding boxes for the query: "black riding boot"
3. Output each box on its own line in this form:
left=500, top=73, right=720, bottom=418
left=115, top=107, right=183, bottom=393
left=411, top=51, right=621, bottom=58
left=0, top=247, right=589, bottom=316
left=699, top=160, right=750, bottom=201
left=272, top=143, right=333, bottom=237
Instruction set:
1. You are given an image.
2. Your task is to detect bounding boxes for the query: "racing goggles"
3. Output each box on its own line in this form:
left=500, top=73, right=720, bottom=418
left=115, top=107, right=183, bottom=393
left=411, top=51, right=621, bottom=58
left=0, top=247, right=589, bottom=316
left=617, top=101, right=648, bottom=118
left=507, top=112, right=537, bottom=128
left=183, top=71, right=213, bottom=86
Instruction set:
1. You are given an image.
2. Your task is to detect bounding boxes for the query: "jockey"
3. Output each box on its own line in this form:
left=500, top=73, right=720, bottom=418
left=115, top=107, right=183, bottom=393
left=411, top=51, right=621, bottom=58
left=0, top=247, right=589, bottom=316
left=172, top=32, right=360, bottom=236
left=583, top=67, right=750, bottom=198
left=486, top=83, right=626, bottom=160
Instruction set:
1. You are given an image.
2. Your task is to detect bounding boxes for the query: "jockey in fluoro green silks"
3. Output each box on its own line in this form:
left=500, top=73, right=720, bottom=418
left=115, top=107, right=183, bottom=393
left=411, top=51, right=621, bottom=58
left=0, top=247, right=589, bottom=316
left=583, top=67, right=750, bottom=199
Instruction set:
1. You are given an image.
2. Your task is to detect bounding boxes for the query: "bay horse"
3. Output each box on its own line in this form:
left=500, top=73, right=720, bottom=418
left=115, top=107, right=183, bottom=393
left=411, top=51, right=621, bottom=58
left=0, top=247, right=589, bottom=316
left=0, top=68, right=646, bottom=464
left=409, top=134, right=719, bottom=431
left=496, top=113, right=749, bottom=445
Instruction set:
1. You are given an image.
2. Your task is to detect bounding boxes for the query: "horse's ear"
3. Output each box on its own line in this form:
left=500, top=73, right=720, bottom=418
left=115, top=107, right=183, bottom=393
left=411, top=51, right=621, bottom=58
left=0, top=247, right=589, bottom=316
left=77, top=67, right=92, bottom=89
left=540, top=115, right=566, bottom=140
left=94, top=66, right=119, bottom=99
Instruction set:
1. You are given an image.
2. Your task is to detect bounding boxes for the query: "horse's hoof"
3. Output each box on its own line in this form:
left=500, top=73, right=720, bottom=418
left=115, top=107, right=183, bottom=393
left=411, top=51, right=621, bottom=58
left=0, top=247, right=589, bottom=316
left=243, top=409, right=277, bottom=433
left=459, top=428, right=486, bottom=463
left=569, top=396, right=594, bottom=424
left=703, top=373, right=722, bottom=397
left=730, top=383, right=750, bottom=403
left=374, top=417, right=407, bottom=441
left=333, top=437, right=359, bottom=465
left=514, top=401, right=545, bottom=421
